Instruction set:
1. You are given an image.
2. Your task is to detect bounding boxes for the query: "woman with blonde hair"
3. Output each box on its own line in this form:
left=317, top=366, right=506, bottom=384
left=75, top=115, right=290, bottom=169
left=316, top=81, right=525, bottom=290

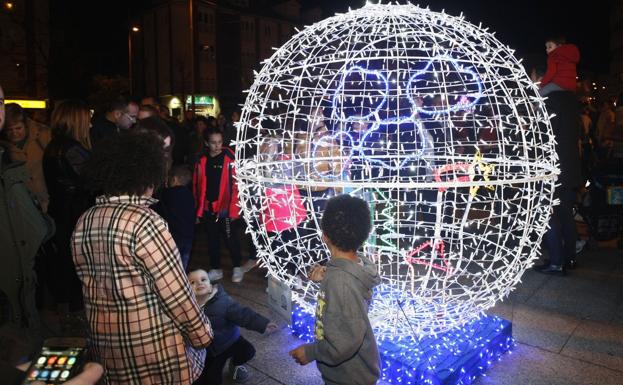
left=42, top=99, right=93, bottom=321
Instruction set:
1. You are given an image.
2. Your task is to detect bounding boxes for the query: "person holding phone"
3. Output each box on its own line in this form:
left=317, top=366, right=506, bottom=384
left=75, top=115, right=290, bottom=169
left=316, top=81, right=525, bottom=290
left=36, top=363, right=103, bottom=385
left=71, top=131, right=213, bottom=384
left=17, top=361, right=103, bottom=385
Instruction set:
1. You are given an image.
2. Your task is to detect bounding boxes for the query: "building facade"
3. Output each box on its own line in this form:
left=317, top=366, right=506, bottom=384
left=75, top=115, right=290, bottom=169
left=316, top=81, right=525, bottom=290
left=133, top=0, right=317, bottom=118
left=611, top=0, right=623, bottom=94
left=0, top=0, right=49, bottom=100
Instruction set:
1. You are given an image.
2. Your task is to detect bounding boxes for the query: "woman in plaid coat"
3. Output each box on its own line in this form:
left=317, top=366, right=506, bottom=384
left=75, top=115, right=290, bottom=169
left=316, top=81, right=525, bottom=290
left=72, top=131, right=213, bottom=384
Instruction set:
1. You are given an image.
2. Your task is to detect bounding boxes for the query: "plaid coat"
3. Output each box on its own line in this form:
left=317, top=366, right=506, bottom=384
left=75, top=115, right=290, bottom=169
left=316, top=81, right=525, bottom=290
left=72, top=195, right=212, bottom=384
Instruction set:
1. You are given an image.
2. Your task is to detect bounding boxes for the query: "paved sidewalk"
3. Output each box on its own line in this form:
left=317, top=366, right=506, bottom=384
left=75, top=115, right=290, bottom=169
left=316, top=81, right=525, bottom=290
left=2, top=227, right=621, bottom=385
left=209, top=241, right=623, bottom=385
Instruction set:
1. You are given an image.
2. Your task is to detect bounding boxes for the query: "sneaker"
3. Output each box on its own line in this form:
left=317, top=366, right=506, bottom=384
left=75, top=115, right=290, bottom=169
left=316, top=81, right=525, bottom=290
left=575, top=239, right=587, bottom=254
left=241, top=258, right=259, bottom=273
left=231, top=365, right=250, bottom=383
left=208, top=269, right=223, bottom=281
left=232, top=267, right=244, bottom=283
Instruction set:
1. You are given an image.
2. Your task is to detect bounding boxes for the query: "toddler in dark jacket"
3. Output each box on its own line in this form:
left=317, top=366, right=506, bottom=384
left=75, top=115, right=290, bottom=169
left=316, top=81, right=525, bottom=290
left=188, top=268, right=278, bottom=384
left=154, top=165, right=195, bottom=269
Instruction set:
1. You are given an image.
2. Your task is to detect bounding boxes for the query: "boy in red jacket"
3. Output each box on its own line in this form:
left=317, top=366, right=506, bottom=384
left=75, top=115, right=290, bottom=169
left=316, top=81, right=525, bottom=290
left=539, top=36, right=580, bottom=96
left=193, top=126, right=244, bottom=282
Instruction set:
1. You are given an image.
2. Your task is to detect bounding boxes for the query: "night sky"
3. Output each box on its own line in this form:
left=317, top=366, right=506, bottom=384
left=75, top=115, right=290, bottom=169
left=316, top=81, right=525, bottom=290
left=49, top=0, right=612, bottom=98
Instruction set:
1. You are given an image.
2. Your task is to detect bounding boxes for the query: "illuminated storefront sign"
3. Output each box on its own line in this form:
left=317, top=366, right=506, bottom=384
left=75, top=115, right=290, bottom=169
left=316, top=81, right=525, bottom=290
left=185, top=95, right=214, bottom=106
left=6, top=99, right=47, bottom=109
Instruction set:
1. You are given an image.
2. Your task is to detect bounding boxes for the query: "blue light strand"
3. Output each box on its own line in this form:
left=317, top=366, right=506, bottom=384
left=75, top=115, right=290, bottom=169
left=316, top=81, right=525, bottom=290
left=291, top=307, right=514, bottom=385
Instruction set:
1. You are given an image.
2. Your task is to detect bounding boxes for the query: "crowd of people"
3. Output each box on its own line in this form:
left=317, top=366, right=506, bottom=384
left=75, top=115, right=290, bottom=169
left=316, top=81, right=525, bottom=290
left=0, top=85, right=382, bottom=385
left=1, top=33, right=623, bottom=385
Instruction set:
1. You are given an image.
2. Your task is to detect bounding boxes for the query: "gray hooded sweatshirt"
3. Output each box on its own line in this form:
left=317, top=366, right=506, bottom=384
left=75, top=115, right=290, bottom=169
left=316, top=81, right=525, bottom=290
left=303, top=255, right=381, bottom=385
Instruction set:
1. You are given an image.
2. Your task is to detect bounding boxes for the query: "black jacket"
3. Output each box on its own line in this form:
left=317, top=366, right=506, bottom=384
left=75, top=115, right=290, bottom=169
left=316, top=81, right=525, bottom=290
left=153, top=185, right=195, bottom=246
left=42, top=135, right=92, bottom=237
left=202, top=286, right=269, bottom=356
left=89, top=115, right=118, bottom=147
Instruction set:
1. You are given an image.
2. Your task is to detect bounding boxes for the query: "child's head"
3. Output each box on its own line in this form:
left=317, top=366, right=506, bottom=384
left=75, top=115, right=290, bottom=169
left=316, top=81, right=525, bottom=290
left=187, top=268, right=214, bottom=298
left=545, top=36, right=566, bottom=54
left=203, top=126, right=224, bottom=155
left=320, top=194, right=372, bottom=253
left=169, top=165, right=192, bottom=187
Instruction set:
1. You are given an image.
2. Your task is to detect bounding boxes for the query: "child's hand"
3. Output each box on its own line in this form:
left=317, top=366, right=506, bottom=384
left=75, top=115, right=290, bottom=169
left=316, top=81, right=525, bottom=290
left=308, top=264, right=326, bottom=282
left=264, top=322, right=279, bottom=334
left=289, top=345, right=310, bottom=365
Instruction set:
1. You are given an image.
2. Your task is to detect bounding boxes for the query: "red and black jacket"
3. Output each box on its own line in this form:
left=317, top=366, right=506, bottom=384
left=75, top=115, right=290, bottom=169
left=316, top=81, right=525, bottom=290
left=192, top=147, right=240, bottom=219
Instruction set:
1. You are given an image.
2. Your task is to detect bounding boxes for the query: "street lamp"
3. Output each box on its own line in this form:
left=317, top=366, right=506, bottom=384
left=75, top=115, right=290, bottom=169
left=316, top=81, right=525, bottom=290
left=128, top=26, right=140, bottom=95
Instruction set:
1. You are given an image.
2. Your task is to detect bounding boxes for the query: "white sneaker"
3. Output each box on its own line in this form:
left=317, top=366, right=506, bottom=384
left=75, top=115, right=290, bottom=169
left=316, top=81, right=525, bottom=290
left=241, top=258, right=259, bottom=273
left=208, top=269, right=223, bottom=281
left=232, top=267, right=244, bottom=283
left=576, top=239, right=587, bottom=254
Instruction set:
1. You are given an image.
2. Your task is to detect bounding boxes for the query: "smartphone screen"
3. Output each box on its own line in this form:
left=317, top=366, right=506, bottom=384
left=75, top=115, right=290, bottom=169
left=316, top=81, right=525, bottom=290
left=22, top=343, right=86, bottom=384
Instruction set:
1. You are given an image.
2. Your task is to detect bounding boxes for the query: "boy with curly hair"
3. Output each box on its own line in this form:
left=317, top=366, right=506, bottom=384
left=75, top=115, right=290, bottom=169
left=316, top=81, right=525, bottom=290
left=289, top=194, right=381, bottom=385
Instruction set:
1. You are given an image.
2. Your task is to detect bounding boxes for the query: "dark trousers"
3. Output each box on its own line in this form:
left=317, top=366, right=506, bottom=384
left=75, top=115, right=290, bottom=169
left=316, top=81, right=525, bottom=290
left=194, top=336, right=255, bottom=385
left=177, top=240, right=192, bottom=271
left=205, top=214, right=242, bottom=269
left=49, top=228, right=83, bottom=311
left=543, top=188, right=577, bottom=266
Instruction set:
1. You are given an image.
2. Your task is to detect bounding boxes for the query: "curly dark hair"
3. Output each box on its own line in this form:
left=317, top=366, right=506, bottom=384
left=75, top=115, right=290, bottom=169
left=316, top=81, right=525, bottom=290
left=85, top=130, right=166, bottom=196
left=320, top=194, right=372, bottom=252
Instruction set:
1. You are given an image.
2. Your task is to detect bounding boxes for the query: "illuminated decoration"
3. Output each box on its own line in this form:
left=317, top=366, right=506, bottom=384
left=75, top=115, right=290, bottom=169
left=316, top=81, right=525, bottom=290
left=6, top=99, right=47, bottom=109
left=235, top=2, right=558, bottom=338
left=292, top=307, right=514, bottom=385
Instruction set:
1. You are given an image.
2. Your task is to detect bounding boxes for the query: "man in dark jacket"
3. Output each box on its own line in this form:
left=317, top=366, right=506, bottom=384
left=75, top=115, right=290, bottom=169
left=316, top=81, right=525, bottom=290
left=90, top=97, right=135, bottom=146
left=188, top=268, right=278, bottom=384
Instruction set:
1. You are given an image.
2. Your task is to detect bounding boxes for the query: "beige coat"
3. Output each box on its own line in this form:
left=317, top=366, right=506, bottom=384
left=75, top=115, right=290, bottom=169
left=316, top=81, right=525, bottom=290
left=0, top=119, right=51, bottom=212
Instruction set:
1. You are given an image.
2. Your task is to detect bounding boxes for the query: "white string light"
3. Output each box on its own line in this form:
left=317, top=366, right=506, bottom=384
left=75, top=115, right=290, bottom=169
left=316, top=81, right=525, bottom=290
left=235, top=2, right=558, bottom=337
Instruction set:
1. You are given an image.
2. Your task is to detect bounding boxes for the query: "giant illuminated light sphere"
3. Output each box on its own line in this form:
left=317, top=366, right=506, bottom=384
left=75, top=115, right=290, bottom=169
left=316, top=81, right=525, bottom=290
left=235, top=3, right=558, bottom=337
